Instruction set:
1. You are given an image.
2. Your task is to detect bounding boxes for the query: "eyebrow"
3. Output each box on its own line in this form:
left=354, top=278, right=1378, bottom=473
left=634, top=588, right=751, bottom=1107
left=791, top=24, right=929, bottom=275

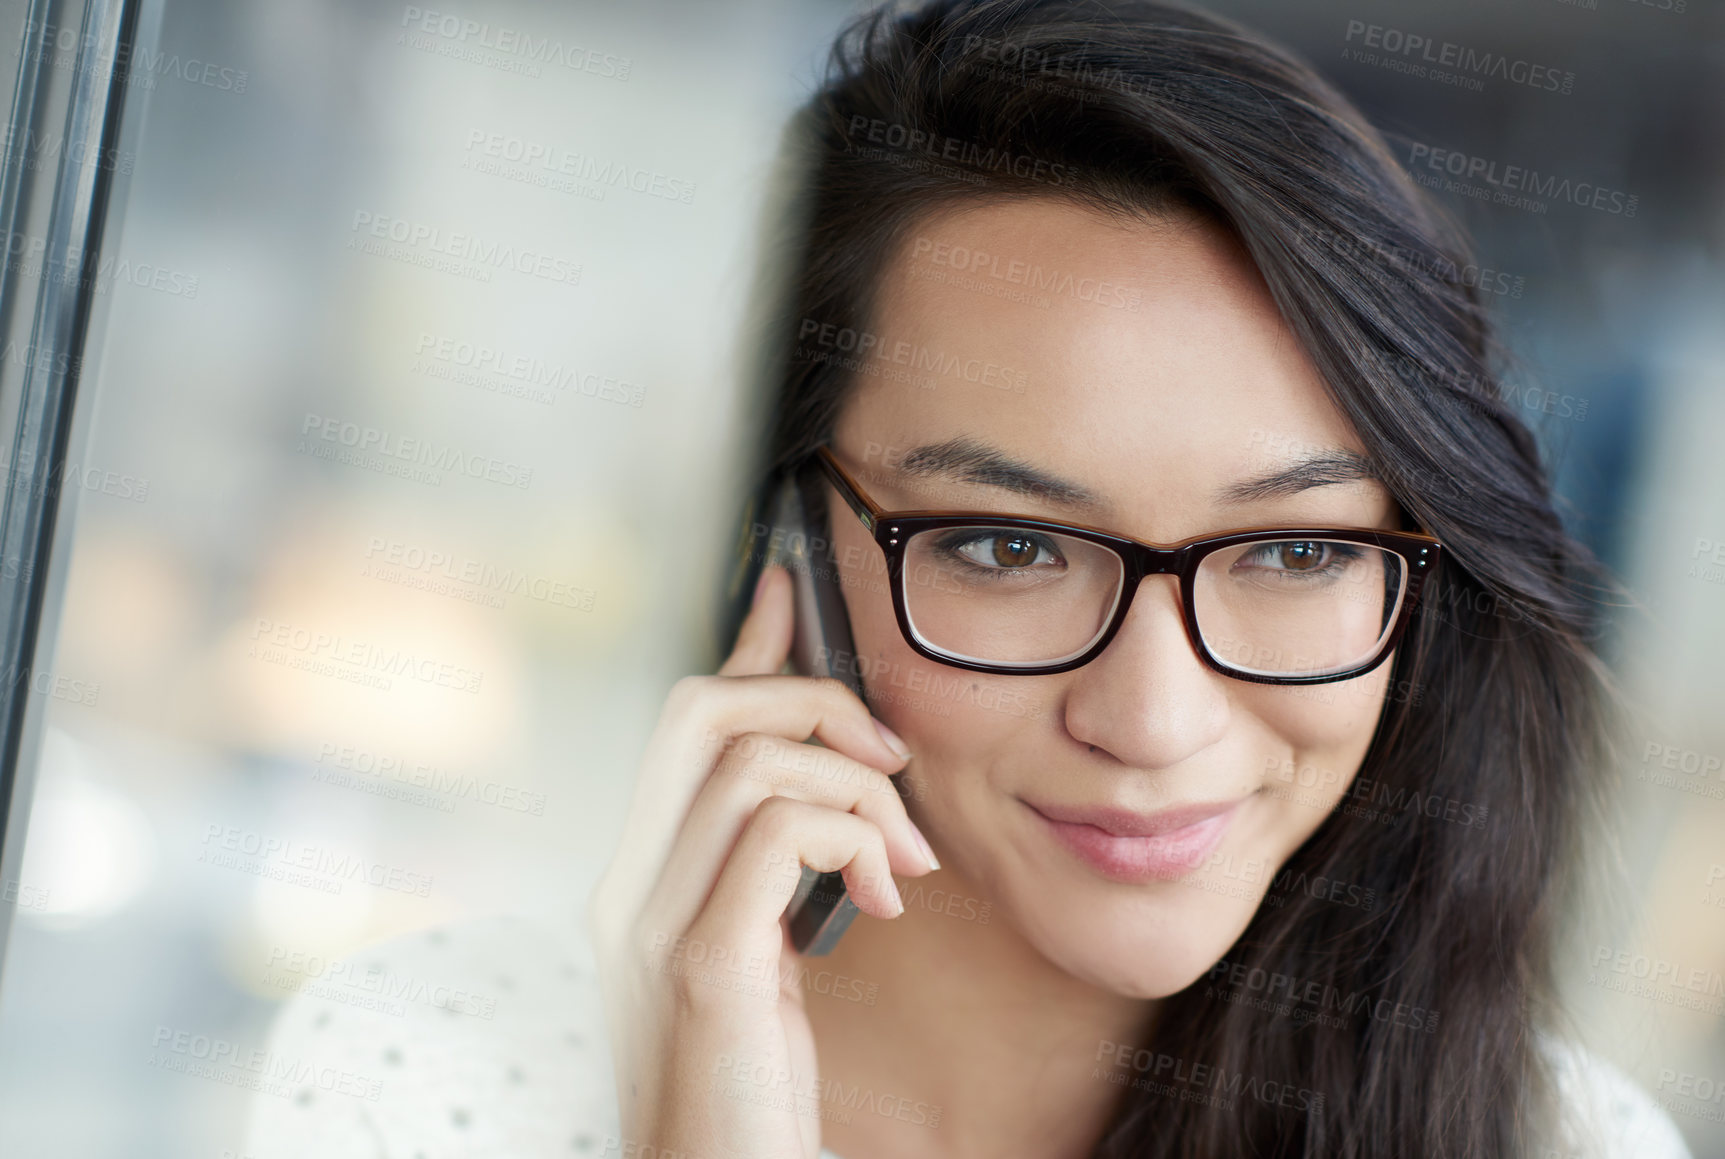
left=890, top=437, right=1382, bottom=511
left=1216, top=450, right=1382, bottom=504
left=894, top=438, right=1105, bottom=511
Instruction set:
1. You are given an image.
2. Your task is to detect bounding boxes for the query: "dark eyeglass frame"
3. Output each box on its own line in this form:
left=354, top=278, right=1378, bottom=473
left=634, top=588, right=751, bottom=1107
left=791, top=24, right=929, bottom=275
left=808, top=444, right=1444, bottom=686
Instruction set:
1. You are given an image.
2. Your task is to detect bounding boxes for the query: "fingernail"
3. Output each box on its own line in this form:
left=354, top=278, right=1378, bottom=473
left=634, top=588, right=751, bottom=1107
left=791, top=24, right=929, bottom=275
left=885, top=875, right=905, bottom=916
left=907, top=818, right=940, bottom=871
left=872, top=717, right=912, bottom=762
left=752, top=566, right=773, bottom=609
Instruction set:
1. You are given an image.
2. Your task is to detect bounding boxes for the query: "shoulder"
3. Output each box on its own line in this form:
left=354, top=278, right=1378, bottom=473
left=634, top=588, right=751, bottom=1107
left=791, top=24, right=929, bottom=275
left=242, top=913, right=621, bottom=1157
left=243, top=914, right=859, bottom=1159
left=1535, top=1031, right=1693, bottom=1159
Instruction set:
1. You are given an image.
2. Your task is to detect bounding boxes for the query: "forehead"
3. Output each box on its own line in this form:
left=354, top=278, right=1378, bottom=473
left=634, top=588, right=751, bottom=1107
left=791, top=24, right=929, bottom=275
left=832, top=199, right=1376, bottom=533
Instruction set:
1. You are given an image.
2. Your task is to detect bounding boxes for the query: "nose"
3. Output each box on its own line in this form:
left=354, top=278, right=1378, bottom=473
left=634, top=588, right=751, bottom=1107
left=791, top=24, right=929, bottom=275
left=1060, top=573, right=1230, bottom=769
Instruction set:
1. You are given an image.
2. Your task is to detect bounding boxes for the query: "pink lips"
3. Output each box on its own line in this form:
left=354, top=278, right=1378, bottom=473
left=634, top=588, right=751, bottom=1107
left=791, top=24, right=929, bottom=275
left=1025, top=797, right=1245, bottom=883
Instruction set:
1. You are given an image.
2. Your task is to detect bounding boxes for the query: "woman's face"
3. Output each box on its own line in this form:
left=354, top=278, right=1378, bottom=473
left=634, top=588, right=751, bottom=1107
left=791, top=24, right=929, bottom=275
left=824, top=199, right=1401, bottom=998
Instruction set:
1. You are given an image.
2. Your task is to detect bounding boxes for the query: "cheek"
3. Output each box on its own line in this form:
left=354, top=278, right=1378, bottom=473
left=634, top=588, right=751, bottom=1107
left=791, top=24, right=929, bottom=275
left=1242, top=664, right=1392, bottom=837
left=1252, top=665, right=1391, bottom=760
left=828, top=513, right=1055, bottom=801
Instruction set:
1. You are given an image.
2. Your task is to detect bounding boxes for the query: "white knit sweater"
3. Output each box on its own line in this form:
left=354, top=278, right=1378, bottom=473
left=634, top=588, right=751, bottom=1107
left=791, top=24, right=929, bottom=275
left=240, top=914, right=1692, bottom=1159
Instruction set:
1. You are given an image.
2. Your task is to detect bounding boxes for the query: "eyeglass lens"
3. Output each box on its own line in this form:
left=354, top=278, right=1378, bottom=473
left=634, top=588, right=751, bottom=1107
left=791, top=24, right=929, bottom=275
left=898, top=526, right=1406, bottom=678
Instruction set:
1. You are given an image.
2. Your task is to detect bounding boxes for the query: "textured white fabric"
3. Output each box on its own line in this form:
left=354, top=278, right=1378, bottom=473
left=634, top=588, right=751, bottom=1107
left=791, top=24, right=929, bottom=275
left=1535, top=1031, right=1694, bottom=1159
left=242, top=914, right=620, bottom=1158
left=242, top=915, right=1689, bottom=1159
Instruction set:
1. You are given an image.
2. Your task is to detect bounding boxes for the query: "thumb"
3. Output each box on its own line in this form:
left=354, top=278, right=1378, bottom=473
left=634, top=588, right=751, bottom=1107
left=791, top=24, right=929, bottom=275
left=717, top=564, right=794, bottom=677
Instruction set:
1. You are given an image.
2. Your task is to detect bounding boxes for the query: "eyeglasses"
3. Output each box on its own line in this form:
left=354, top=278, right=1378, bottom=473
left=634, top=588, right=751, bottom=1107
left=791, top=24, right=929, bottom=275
left=808, top=444, right=1442, bottom=685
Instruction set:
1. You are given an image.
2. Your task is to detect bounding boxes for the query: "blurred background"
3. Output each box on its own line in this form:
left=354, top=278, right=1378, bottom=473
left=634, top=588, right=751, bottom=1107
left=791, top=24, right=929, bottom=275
left=0, top=0, right=1717, bottom=1155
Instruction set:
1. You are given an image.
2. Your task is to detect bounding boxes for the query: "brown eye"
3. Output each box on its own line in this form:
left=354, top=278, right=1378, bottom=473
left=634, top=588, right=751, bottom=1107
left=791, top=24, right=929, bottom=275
left=939, top=528, right=1065, bottom=573
left=1277, top=541, right=1327, bottom=571
left=992, top=535, right=1040, bottom=568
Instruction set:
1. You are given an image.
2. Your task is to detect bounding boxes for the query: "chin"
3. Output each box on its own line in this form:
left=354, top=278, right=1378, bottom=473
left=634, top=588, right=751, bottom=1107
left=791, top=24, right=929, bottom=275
left=1003, top=873, right=1261, bottom=999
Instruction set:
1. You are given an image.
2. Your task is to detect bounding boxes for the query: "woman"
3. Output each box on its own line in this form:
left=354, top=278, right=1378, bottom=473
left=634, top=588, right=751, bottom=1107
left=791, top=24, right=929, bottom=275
left=589, top=2, right=1691, bottom=1157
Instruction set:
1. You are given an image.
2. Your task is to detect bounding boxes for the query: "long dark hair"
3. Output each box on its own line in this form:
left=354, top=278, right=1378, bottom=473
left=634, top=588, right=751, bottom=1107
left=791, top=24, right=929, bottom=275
left=717, top=1, right=1616, bottom=1154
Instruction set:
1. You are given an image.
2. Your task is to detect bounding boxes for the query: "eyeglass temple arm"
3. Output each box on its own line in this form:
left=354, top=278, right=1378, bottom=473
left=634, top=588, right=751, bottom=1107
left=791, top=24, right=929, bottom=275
left=813, top=446, right=882, bottom=533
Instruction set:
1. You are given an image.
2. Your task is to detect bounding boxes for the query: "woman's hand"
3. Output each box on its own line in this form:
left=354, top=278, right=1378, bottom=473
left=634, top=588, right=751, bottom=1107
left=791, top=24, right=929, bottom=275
left=588, top=564, right=939, bottom=1158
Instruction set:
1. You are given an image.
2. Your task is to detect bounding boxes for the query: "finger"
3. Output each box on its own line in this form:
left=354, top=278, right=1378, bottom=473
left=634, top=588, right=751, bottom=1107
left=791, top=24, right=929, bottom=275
left=598, top=674, right=910, bottom=921
left=717, top=564, right=794, bottom=678
left=679, top=797, right=901, bottom=977
left=643, top=732, right=934, bottom=937
left=638, top=673, right=910, bottom=835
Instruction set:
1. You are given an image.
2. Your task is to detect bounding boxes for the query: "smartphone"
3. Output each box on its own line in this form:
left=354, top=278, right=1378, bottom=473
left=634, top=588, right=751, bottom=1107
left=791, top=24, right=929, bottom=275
left=756, top=468, right=867, bottom=956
